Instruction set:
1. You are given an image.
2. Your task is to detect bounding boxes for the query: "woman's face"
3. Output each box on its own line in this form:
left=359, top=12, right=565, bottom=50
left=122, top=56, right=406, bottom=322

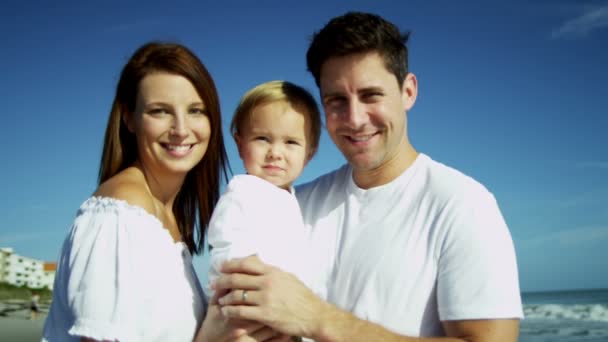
left=127, top=72, right=211, bottom=178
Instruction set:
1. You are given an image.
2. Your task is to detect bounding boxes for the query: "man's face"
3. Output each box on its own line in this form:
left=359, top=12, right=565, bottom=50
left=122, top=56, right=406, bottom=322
left=319, top=52, right=416, bottom=174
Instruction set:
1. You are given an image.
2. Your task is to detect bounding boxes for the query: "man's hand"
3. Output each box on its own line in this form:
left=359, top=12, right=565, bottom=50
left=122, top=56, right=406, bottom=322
left=212, top=255, right=329, bottom=338
left=195, top=302, right=291, bottom=342
left=210, top=256, right=521, bottom=342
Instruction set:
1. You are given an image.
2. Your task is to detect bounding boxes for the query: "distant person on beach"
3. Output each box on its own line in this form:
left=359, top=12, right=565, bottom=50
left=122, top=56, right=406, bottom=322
left=205, top=80, right=323, bottom=300
left=42, top=42, right=286, bottom=342
left=213, top=12, right=524, bottom=341
left=30, top=292, right=40, bottom=320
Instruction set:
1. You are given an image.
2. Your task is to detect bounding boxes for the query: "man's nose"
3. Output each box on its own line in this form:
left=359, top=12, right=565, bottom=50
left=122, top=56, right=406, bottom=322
left=342, top=99, right=366, bottom=128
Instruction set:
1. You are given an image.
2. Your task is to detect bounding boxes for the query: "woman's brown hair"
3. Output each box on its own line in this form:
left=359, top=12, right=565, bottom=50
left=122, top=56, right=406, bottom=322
left=98, top=42, right=229, bottom=254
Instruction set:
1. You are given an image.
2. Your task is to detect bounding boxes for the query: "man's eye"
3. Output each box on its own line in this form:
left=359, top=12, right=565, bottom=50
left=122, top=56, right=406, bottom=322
left=363, top=92, right=383, bottom=101
left=255, top=136, right=269, bottom=141
left=325, top=97, right=345, bottom=107
left=287, top=140, right=300, bottom=145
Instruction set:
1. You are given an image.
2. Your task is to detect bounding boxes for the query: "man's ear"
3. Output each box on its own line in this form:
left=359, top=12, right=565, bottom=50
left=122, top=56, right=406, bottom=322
left=401, top=72, right=418, bottom=111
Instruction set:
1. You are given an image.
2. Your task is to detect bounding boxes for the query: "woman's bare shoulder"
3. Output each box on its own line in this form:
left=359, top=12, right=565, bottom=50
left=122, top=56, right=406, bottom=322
left=94, top=168, right=156, bottom=215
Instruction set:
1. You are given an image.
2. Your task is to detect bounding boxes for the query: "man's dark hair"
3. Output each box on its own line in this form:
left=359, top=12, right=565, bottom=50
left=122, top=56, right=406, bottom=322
left=306, top=12, right=410, bottom=87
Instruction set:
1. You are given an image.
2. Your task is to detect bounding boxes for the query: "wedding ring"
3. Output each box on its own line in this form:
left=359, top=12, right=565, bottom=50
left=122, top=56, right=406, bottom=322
left=242, top=290, right=248, bottom=302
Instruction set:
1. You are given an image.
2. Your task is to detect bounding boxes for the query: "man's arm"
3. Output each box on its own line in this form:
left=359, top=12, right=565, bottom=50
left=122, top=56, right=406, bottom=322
left=442, top=320, right=519, bottom=342
left=214, top=256, right=519, bottom=342
left=313, top=308, right=519, bottom=342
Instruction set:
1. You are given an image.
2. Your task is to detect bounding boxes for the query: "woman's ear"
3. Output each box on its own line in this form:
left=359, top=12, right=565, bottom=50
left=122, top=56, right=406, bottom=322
left=123, top=112, right=135, bottom=133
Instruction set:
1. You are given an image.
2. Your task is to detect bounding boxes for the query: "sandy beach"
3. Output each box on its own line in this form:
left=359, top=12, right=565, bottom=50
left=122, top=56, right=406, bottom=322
left=0, top=300, right=47, bottom=341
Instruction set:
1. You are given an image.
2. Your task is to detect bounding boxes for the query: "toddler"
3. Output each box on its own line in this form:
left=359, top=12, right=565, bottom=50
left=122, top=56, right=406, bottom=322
left=205, top=80, right=323, bottom=300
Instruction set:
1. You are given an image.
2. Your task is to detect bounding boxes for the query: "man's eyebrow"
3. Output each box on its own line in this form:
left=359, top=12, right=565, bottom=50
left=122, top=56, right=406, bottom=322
left=321, top=91, right=345, bottom=100
left=358, top=86, right=383, bottom=93
left=322, top=86, right=384, bottom=99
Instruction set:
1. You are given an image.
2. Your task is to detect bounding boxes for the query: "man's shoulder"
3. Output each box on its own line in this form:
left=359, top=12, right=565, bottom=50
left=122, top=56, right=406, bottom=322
left=419, top=154, right=493, bottom=202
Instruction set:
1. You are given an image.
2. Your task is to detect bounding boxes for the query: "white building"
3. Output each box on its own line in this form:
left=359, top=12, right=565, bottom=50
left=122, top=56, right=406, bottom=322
left=43, top=261, right=57, bottom=290
left=0, top=247, right=56, bottom=290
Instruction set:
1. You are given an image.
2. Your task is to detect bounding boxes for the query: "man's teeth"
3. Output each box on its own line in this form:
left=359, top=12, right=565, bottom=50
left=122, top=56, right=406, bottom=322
left=166, top=145, right=191, bottom=151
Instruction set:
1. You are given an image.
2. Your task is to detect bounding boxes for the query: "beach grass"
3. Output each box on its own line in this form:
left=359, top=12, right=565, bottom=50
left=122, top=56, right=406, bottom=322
left=0, top=282, right=52, bottom=301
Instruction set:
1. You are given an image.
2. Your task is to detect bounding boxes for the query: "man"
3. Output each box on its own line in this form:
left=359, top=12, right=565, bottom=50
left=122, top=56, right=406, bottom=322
left=215, top=12, right=523, bottom=341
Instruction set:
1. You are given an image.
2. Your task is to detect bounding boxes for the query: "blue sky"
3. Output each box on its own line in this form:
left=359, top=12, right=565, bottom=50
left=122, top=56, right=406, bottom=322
left=1, top=0, right=606, bottom=292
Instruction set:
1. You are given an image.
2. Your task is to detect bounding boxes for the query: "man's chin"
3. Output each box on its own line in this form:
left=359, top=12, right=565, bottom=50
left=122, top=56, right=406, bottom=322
left=347, top=156, right=380, bottom=172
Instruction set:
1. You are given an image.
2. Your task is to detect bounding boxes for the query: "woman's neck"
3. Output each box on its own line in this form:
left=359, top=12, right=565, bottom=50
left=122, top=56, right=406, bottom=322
left=133, top=161, right=185, bottom=209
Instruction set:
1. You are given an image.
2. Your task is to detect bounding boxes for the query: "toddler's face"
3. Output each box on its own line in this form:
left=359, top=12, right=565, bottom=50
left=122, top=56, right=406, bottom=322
left=236, top=100, right=312, bottom=190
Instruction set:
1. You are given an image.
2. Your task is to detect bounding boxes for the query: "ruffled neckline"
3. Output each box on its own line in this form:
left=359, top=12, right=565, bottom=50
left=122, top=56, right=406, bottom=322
left=79, top=196, right=190, bottom=254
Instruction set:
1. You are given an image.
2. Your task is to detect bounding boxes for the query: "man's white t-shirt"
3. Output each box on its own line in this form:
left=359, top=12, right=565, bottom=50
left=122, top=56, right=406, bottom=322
left=296, top=153, right=523, bottom=337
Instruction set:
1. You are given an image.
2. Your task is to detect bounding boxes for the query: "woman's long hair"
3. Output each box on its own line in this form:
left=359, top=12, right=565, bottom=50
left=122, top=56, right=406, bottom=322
left=98, top=42, right=229, bottom=254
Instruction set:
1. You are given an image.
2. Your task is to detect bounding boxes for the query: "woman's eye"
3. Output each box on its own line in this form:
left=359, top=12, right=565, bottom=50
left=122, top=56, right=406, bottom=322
left=148, top=108, right=168, bottom=115
left=255, top=136, right=269, bottom=142
left=189, top=108, right=206, bottom=115
left=287, top=140, right=300, bottom=145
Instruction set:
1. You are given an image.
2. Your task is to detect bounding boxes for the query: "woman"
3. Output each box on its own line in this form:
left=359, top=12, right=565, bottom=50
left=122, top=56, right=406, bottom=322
left=42, top=42, right=279, bottom=341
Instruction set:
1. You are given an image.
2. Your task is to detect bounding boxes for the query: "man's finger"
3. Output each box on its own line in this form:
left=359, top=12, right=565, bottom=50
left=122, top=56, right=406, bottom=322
left=266, top=336, right=293, bottom=342
left=239, top=321, right=267, bottom=335
left=221, top=304, right=263, bottom=322
left=214, top=272, right=260, bottom=292
left=248, top=326, right=283, bottom=341
left=219, top=289, right=259, bottom=306
left=221, top=255, right=267, bottom=275
left=226, top=319, right=266, bottom=340
left=210, top=288, right=230, bottom=304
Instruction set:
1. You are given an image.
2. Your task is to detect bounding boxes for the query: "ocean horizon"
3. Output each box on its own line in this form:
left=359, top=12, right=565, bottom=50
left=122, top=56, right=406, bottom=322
left=2, top=287, right=607, bottom=341
left=520, top=287, right=608, bottom=341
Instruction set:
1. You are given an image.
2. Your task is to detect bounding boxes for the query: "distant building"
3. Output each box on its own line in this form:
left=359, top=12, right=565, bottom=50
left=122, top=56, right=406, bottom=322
left=0, top=247, right=56, bottom=290
left=43, top=262, right=57, bottom=290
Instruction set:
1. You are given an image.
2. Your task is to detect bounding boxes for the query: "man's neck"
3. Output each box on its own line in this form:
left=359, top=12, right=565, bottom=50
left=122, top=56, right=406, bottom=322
left=352, top=144, right=418, bottom=189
